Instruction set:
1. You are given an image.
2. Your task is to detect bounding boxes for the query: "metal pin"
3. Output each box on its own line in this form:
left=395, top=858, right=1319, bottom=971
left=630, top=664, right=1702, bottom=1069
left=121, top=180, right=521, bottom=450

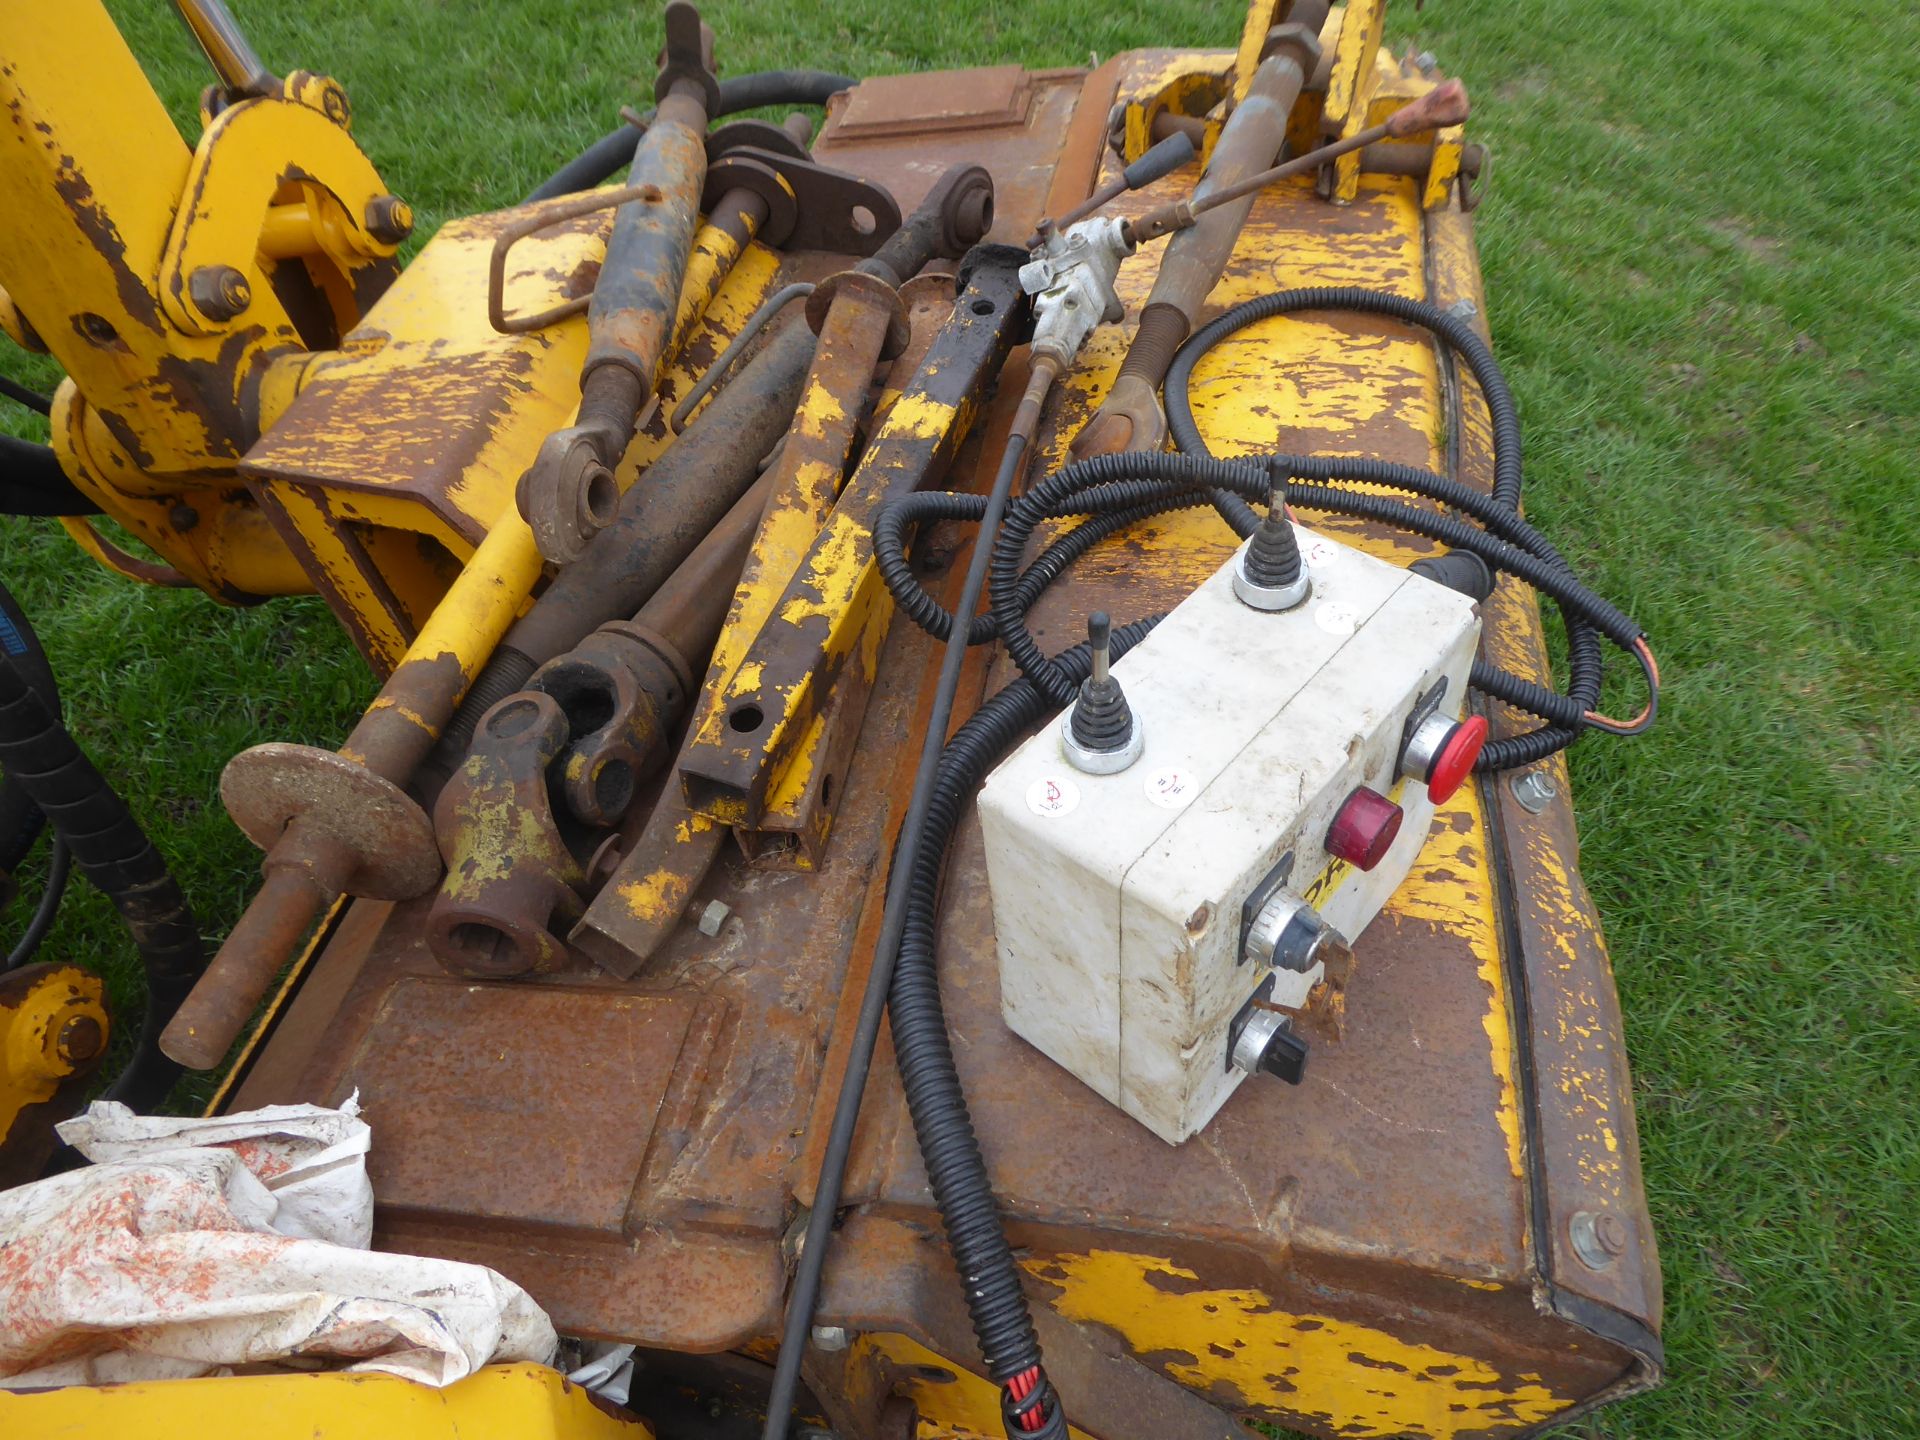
left=1088, top=611, right=1111, bottom=686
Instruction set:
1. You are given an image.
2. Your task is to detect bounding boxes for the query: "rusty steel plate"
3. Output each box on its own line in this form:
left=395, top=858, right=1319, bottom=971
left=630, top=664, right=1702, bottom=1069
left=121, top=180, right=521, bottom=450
left=228, top=49, right=1660, bottom=1440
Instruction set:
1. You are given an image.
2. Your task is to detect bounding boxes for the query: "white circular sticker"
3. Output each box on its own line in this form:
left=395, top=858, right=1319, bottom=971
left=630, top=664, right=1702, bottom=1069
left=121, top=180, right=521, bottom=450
left=1143, top=767, right=1197, bottom=809
left=1315, top=601, right=1358, bottom=636
left=1026, top=775, right=1080, bottom=818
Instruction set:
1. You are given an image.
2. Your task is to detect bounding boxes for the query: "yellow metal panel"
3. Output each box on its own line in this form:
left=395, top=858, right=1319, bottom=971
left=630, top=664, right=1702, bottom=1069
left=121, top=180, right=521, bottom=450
left=1025, top=1252, right=1566, bottom=1439
left=0, top=1363, right=651, bottom=1440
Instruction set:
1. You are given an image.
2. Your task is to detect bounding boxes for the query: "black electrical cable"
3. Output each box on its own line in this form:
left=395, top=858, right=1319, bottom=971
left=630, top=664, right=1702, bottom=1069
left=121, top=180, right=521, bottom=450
left=764, top=417, right=1069, bottom=1440
left=1160, top=284, right=1657, bottom=768
left=0, top=374, right=52, bottom=415
left=523, top=69, right=858, bottom=203
left=5, top=833, right=69, bottom=971
left=850, top=283, right=1653, bottom=1440
left=875, top=447, right=1649, bottom=770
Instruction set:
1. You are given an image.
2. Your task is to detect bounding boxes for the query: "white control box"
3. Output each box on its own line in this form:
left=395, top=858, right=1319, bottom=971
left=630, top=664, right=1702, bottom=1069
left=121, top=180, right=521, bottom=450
left=977, top=527, right=1481, bottom=1144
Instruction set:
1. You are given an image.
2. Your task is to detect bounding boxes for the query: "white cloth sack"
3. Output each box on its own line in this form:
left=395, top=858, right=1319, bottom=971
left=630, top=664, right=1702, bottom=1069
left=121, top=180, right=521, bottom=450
left=0, top=1097, right=557, bottom=1388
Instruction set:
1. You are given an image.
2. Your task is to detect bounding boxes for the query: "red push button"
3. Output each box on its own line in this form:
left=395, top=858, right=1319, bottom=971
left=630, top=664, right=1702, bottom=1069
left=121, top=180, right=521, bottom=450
left=1426, top=714, right=1488, bottom=804
left=1326, top=786, right=1404, bottom=871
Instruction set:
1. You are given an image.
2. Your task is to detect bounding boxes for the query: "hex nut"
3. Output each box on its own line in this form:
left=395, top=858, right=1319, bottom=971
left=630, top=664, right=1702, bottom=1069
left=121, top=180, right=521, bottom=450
left=365, top=194, right=414, bottom=244
left=188, top=265, right=251, bottom=322
left=697, top=900, right=731, bottom=937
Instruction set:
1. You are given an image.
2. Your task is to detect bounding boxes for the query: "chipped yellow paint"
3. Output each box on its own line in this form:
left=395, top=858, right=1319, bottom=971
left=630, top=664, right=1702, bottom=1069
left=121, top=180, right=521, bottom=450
left=1325, top=0, right=1387, bottom=202
left=849, top=1334, right=1100, bottom=1440
left=364, top=695, right=433, bottom=731
left=1324, top=0, right=1387, bottom=133
left=1394, top=781, right=1527, bottom=1182
left=1423, top=124, right=1466, bottom=211
left=1028, top=1252, right=1566, bottom=1438
left=1232, top=0, right=1285, bottom=104
left=665, top=216, right=752, bottom=365
left=679, top=291, right=915, bottom=825
left=616, top=812, right=721, bottom=922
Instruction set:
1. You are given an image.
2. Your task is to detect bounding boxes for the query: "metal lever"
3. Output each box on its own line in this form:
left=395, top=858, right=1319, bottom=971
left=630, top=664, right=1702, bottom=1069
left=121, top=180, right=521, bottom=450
left=1036, top=131, right=1197, bottom=239
left=1129, top=79, right=1472, bottom=243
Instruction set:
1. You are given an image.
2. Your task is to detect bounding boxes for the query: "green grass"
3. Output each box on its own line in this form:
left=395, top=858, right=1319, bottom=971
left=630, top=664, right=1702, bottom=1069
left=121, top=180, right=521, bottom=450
left=3, top=1, right=1917, bottom=1434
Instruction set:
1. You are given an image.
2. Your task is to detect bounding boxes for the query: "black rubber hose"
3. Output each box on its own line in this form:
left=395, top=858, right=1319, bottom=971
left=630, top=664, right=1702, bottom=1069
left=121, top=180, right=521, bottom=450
left=0, top=578, right=67, bottom=970
left=523, top=69, right=857, bottom=203
left=875, top=490, right=1197, bottom=646
left=0, top=645, right=204, bottom=1109
left=1, top=434, right=100, bottom=517
left=915, top=452, right=1639, bottom=768
left=0, top=579, right=56, bottom=877
left=0, top=374, right=52, bottom=415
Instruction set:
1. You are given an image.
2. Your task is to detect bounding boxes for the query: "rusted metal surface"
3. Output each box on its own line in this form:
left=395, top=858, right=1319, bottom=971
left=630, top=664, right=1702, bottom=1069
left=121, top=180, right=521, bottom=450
left=534, top=472, right=771, bottom=827
left=229, top=48, right=1656, bottom=1439
left=516, top=4, right=718, bottom=563
left=163, top=495, right=540, bottom=1069
left=1077, top=23, right=1321, bottom=457
left=659, top=290, right=895, bottom=821
left=1427, top=202, right=1661, bottom=1392
left=486, top=184, right=664, bottom=335
left=426, top=692, right=588, bottom=978
left=708, top=149, right=901, bottom=257
left=811, top=1215, right=1247, bottom=1440
left=814, top=68, right=1093, bottom=246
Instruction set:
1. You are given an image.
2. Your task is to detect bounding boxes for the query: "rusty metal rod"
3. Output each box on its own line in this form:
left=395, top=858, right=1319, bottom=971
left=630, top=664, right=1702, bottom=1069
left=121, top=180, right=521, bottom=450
left=160, top=506, right=544, bottom=1069
left=1128, top=78, right=1471, bottom=243
left=670, top=281, right=814, bottom=433
left=1074, top=23, right=1319, bottom=456
left=663, top=186, right=772, bottom=366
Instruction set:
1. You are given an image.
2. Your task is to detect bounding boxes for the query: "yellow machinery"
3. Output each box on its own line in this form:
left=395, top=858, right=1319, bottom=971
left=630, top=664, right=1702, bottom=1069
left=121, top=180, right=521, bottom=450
left=0, top=1, right=1664, bottom=1437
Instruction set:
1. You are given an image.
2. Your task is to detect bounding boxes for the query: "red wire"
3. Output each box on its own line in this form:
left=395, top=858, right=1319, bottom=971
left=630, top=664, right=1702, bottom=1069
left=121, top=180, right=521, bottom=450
left=1007, top=1366, right=1044, bottom=1431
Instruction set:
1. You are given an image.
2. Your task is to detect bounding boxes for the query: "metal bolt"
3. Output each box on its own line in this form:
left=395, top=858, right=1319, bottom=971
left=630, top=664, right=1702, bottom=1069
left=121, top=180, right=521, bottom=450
left=364, top=194, right=413, bottom=245
left=1445, top=297, right=1478, bottom=322
left=809, top=1325, right=849, bottom=1351
left=696, top=899, right=731, bottom=937
left=1568, top=1209, right=1628, bottom=1270
left=1415, top=51, right=1439, bottom=76
left=188, top=265, right=251, bottom=322
left=321, top=84, right=351, bottom=128
left=57, top=1014, right=104, bottom=1065
left=1509, top=768, right=1558, bottom=814
left=169, top=502, right=201, bottom=533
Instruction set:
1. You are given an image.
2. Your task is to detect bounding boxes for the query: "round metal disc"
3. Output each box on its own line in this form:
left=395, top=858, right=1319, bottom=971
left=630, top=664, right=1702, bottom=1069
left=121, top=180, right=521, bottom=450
left=221, top=743, right=440, bottom=900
